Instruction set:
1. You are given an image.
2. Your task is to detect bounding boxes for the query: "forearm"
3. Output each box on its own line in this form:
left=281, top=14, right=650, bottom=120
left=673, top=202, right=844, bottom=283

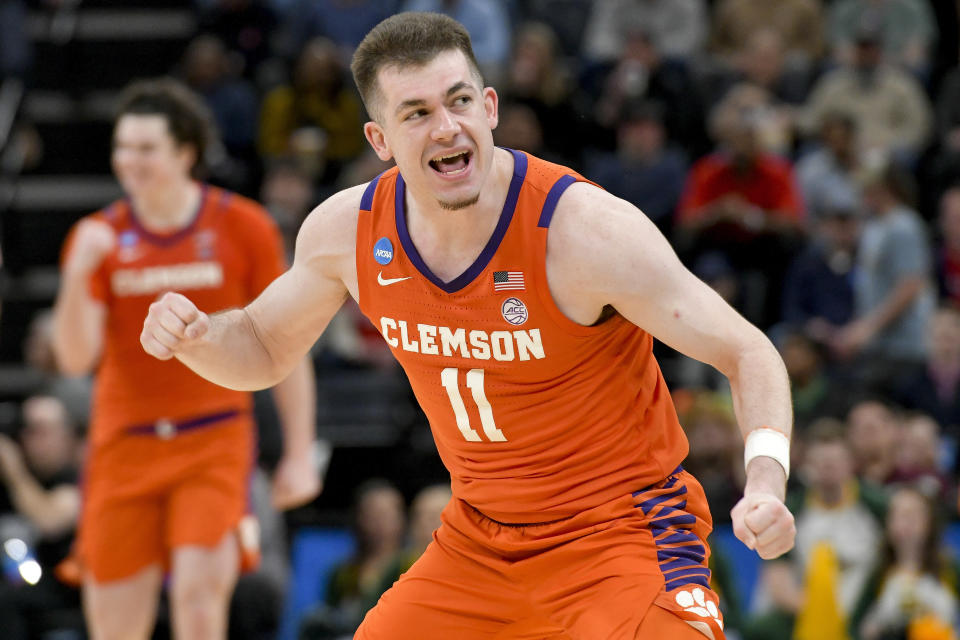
left=270, top=356, right=317, bottom=456
left=7, top=475, right=79, bottom=536
left=175, top=308, right=290, bottom=391
left=861, top=277, right=925, bottom=335
left=52, top=270, right=103, bottom=375
left=725, top=332, right=793, bottom=496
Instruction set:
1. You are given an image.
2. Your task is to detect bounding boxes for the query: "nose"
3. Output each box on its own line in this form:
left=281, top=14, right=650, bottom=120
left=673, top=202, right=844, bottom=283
left=431, top=106, right=461, bottom=141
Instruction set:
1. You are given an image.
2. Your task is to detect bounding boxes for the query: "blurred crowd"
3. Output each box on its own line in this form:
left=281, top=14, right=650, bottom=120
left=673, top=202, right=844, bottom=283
left=4, top=0, right=960, bottom=638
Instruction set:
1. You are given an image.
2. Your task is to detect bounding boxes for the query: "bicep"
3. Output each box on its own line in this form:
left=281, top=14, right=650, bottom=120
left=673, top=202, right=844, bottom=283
left=555, top=186, right=765, bottom=372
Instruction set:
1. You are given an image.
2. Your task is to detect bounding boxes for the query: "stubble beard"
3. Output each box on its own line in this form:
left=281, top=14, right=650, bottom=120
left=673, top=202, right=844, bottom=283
left=438, top=193, right=480, bottom=211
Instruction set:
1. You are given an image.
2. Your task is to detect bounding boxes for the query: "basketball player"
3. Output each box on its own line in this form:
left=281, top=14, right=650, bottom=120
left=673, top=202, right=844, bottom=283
left=52, top=79, right=320, bottom=640
left=141, top=14, right=795, bottom=639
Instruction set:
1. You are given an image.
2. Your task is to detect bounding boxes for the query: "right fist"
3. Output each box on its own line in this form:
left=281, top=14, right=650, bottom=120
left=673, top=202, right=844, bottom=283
left=64, top=219, right=117, bottom=275
left=141, top=292, right=210, bottom=360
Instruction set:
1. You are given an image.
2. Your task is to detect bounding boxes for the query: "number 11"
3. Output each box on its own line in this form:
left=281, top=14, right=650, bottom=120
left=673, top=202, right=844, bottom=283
left=440, top=368, right=506, bottom=442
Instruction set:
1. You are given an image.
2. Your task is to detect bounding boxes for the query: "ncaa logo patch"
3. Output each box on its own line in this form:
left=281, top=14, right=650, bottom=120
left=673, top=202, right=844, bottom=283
left=501, top=297, right=528, bottom=325
left=374, top=237, right=394, bottom=265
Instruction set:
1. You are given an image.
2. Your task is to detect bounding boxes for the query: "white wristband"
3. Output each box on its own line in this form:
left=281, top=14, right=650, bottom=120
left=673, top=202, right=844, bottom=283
left=744, top=427, right=790, bottom=478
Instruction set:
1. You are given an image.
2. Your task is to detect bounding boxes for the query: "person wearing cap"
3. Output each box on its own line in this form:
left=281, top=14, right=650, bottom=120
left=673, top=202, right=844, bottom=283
left=802, top=11, right=932, bottom=162
left=828, top=0, right=936, bottom=74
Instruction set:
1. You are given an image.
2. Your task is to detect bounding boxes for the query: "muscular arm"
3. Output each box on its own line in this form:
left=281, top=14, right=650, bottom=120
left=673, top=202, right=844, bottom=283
left=144, top=186, right=362, bottom=389
left=548, top=184, right=794, bottom=556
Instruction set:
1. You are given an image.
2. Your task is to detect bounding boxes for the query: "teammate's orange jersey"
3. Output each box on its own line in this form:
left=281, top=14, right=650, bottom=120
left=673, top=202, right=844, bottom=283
left=64, top=184, right=285, bottom=446
left=356, top=150, right=689, bottom=523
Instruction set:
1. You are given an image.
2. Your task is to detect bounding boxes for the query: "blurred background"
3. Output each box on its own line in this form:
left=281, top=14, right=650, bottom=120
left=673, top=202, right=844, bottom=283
left=2, top=0, right=960, bottom=638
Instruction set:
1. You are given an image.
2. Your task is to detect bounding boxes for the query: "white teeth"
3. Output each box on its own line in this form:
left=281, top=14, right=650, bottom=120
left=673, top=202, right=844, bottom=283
left=440, top=166, right=467, bottom=175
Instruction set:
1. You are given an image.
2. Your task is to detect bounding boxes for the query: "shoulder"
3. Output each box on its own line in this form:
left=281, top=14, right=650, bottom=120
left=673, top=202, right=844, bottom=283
left=296, top=183, right=366, bottom=261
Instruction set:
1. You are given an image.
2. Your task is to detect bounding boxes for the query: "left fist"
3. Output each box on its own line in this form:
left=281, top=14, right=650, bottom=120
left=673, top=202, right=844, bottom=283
left=730, top=492, right=796, bottom=559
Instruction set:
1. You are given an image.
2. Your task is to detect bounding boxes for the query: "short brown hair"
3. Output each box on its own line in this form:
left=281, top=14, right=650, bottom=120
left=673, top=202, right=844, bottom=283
left=350, top=12, right=483, bottom=121
left=115, top=77, right=215, bottom=178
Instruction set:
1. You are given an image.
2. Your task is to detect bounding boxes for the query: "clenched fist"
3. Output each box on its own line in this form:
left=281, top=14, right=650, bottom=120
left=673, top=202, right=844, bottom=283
left=64, top=219, right=117, bottom=276
left=730, top=491, right=796, bottom=560
left=141, top=291, right=210, bottom=360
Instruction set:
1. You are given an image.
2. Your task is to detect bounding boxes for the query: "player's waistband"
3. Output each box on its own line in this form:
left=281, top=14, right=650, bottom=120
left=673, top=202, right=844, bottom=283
left=126, top=408, right=246, bottom=440
left=469, top=465, right=687, bottom=528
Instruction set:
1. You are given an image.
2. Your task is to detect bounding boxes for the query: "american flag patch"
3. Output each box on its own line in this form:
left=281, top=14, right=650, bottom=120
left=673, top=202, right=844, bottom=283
left=493, top=271, right=525, bottom=291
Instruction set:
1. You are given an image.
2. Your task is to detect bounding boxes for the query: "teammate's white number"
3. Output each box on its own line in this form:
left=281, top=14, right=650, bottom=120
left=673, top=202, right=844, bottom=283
left=440, top=368, right=506, bottom=442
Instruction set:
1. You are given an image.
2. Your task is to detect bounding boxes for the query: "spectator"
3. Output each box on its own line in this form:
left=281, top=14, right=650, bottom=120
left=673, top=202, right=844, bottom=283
left=778, top=332, right=848, bottom=432
left=676, top=84, right=806, bottom=326
left=260, top=158, right=318, bottom=260
left=581, top=0, right=707, bottom=62
left=829, top=0, right=936, bottom=74
left=704, top=27, right=811, bottom=108
left=401, top=0, right=511, bottom=81
left=796, top=111, right=863, bottom=223
left=299, top=479, right=406, bottom=639
left=852, top=486, right=958, bottom=640
left=937, top=187, right=960, bottom=305
left=0, top=396, right=82, bottom=640
left=180, top=34, right=261, bottom=194
left=831, top=161, right=934, bottom=372
left=676, top=392, right=742, bottom=525
left=744, top=420, right=885, bottom=640
left=198, top=0, right=278, bottom=79
left=285, top=0, right=398, bottom=58
left=585, top=100, right=687, bottom=234
left=229, top=468, right=291, bottom=640
left=21, top=310, right=91, bottom=428
left=592, top=28, right=706, bottom=155
left=847, top=399, right=901, bottom=486
left=780, top=189, right=858, bottom=343
left=893, top=307, right=960, bottom=437
left=375, top=484, right=452, bottom=593
left=258, top=37, right=365, bottom=184
left=801, top=16, right=933, bottom=162
left=501, top=22, right=585, bottom=164
left=887, top=413, right=951, bottom=502
left=710, top=0, right=824, bottom=65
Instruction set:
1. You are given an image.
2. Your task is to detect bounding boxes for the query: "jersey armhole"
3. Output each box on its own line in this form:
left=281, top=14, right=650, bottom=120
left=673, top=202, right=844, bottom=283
left=532, top=175, right=620, bottom=338
left=355, top=173, right=385, bottom=311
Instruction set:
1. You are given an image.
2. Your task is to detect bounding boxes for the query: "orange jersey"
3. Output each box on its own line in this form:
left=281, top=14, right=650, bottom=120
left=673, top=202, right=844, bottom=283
left=64, top=185, right=285, bottom=446
left=356, top=150, right=689, bottom=523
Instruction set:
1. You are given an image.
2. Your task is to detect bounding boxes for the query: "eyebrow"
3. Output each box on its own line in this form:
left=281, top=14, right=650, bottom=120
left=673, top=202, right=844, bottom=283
left=394, top=81, right=475, bottom=116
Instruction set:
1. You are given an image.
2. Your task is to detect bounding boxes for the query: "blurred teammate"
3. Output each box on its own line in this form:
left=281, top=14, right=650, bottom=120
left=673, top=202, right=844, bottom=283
left=52, top=79, right=320, bottom=640
left=141, top=14, right=795, bottom=640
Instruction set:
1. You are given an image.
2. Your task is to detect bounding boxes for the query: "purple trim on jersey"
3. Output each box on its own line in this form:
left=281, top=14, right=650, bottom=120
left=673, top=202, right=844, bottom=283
left=360, top=173, right=383, bottom=211
left=394, top=148, right=528, bottom=294
left=537, top=174, right=577, bottom=228
left=127, top=183, right=208, bottom=246
left=103, top=203, right=120, bottom=222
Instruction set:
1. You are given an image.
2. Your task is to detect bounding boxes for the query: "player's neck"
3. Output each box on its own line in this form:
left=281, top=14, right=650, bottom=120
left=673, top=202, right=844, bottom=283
left=131, top=180, right=202, bottom=232
left=405, top=149, right=513, bottom=281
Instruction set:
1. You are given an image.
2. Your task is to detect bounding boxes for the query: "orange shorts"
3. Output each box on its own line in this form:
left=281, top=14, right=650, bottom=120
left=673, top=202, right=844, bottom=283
left=74, top=410, right=255, bottom=583
left=356, top=467, right=724, bottom=640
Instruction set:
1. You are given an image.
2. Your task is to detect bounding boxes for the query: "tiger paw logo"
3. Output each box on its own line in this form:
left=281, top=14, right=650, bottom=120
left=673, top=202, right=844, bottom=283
left=675, top=587, right=723, bottom=630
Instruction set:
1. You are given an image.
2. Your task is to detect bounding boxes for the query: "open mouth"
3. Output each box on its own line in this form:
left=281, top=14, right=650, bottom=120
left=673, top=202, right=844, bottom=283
left=429, top=150, right=472, bottom=176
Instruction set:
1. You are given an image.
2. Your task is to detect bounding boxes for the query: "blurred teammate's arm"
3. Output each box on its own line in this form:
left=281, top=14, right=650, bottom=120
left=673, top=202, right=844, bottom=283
left=269, top=357, right=322, bottom=509
left=0, top=436, right=79, bottom=536
left=548, top=183, right=794, bottom=558
left=141, top=185, right=361, bottom=390
left=52, top=220, right=115, bottom=375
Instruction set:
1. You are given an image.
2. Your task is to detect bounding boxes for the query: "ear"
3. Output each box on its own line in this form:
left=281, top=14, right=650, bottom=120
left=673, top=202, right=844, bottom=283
left=364, top=121, right=394, bottom=162
left=483, top=86, right=499, bottom=131
left=178, top=143, right=199, bottom=175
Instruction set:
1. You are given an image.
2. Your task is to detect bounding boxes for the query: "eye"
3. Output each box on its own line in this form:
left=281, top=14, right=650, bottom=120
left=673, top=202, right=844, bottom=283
left=405, top=109, right=428, bottom=121
left=453, top=95, right=471, bottom=106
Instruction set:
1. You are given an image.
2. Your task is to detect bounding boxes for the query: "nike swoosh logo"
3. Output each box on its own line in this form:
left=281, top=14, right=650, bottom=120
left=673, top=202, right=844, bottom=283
left=378, top=271, right=412, bottom=286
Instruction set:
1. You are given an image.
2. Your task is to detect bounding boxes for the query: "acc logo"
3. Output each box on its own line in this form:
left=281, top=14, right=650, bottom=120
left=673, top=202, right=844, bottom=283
left=374, top=237, right=394, bottom=265
left=501, top=297, right=528, bottom=325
